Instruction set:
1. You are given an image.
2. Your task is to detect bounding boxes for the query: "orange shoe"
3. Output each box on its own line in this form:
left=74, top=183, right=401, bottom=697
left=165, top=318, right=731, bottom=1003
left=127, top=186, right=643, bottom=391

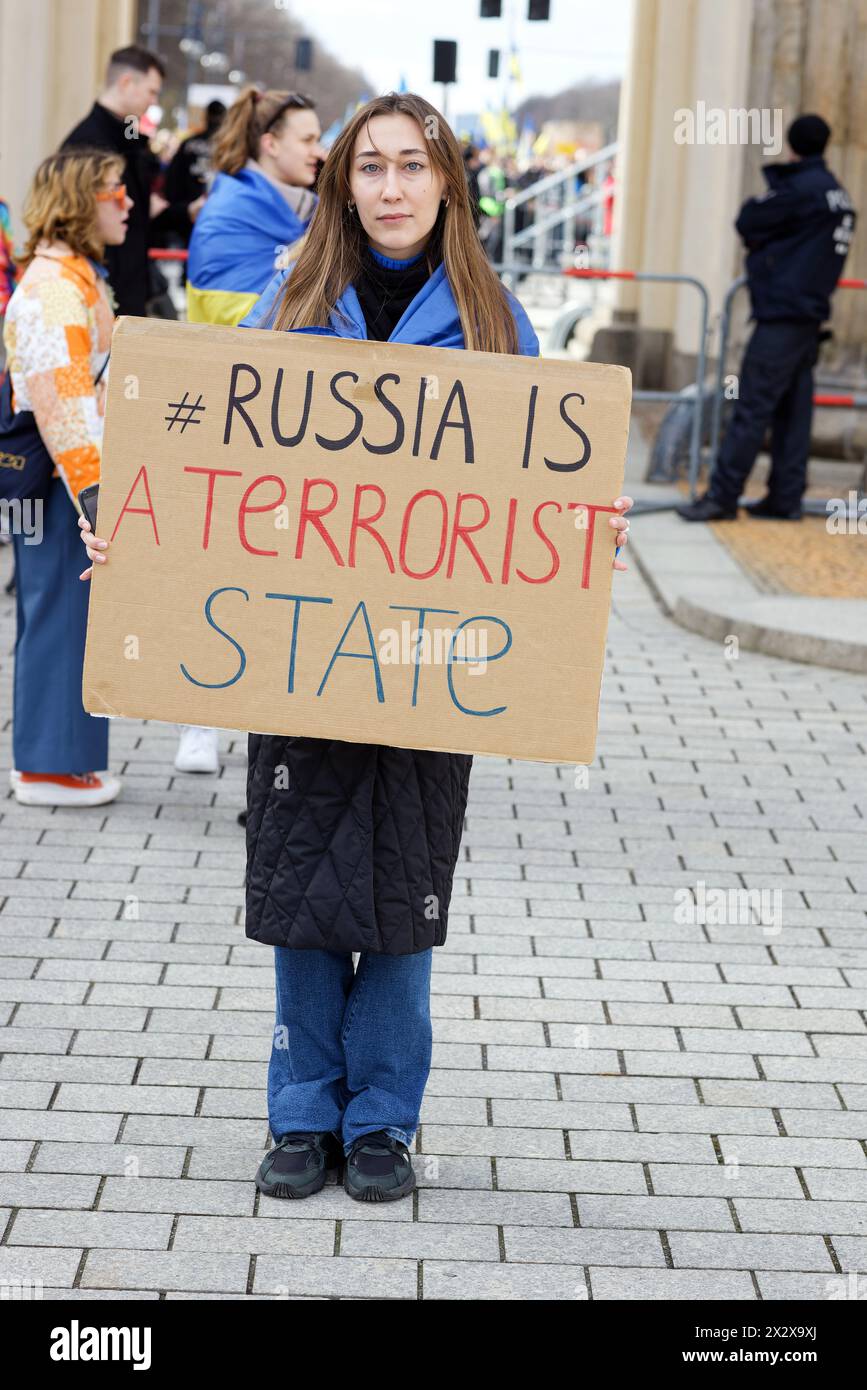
left=11, top=770, right=122, bottom=807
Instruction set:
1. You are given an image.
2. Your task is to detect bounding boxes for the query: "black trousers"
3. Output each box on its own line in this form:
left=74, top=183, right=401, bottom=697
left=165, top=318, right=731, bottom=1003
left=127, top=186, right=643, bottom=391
left=709, top=320, right=820, bottom=513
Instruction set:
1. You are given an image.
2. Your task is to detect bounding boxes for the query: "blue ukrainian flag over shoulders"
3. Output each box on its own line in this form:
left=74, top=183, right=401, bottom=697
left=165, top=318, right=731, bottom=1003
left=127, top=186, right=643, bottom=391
left=187, top=167, right=316, bottom=327
left=242, top=259, right=540, bottom=357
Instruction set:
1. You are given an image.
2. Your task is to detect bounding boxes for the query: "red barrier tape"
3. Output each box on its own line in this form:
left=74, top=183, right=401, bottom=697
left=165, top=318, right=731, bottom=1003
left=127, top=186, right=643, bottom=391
left=148, top=248, right=189, bottom=261
left=563, top=268, right=636, bottom=280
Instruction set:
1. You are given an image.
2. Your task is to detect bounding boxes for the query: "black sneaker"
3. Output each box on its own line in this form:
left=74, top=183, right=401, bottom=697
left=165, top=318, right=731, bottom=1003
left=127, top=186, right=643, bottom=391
left=675, top=493, right=738, bottom=521
left=742, top=496, right=803, bottom=520
left=343, top=1129, right=416, bottom=1203
left=255, top=1130, right=343, bottom=1199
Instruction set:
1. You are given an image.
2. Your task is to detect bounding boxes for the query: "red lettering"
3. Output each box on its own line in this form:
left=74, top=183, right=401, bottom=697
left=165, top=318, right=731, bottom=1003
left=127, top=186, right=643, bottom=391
left=184, top=466, right=243, bottom=549
left=446, top=492, right=492, bottom=582
left=516, top=501, right=562, bottom=584
left=399, top=489, right=448, bottom=580
left=348, top=483, right=395, bottom=571
left=110, top=465, right=160, bottom=544
left=238, top=475, right=286, bottom=557
left=295, top=477, right=344, bottom=566
left=501, top=496, right=518, bottom=585
left=567, top=503, right=617, bottom=588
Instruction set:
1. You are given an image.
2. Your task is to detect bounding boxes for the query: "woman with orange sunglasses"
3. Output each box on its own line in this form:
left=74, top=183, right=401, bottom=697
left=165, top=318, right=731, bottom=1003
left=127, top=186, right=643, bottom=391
left=3, top=148, right=132, bottom=806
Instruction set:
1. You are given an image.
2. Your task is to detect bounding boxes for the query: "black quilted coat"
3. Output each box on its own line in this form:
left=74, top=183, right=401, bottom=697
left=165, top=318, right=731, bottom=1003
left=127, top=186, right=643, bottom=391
left=245, top=734, right=472, bottom=955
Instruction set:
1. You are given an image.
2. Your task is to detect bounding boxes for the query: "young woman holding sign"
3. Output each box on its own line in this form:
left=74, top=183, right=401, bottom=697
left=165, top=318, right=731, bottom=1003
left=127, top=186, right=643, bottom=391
left=80, top=93, right=632, bottom=1202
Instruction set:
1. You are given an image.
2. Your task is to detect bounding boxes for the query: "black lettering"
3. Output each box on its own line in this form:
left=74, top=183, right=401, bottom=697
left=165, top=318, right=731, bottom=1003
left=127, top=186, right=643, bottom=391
left=223, top=364, right=263, bottom=447
left=363, top=373, right=405, bottom=455
left=271, top=367, right=313, bottom=447
left=314, top=371, right=363, bottom=451
left=521, top=383, right=538, bottom=469
left=544, top=392, right=590, bottom=471
left=430, top=379, right=475, bottom=463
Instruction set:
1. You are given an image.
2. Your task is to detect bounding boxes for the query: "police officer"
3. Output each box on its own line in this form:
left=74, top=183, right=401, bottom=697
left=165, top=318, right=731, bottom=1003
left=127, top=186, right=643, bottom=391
left=678, top=114, right=856, bottom=522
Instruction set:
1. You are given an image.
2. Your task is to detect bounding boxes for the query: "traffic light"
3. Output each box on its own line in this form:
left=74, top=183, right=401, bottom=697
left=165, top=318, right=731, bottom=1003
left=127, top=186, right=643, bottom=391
left=488, top=49, right=500, bottom=78
left=295, top=37, right=312, bottom=71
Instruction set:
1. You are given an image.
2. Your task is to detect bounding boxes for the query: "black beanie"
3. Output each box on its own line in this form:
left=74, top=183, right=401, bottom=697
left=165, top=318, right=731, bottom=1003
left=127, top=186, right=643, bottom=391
left=787, top=114, right=831, bottom=156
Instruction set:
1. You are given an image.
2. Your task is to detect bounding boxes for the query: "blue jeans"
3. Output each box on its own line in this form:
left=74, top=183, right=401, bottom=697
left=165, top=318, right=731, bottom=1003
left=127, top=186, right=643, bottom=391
left=12, top=476, right=108, bottom=773
left=268, top=945, right=433, bottom=1154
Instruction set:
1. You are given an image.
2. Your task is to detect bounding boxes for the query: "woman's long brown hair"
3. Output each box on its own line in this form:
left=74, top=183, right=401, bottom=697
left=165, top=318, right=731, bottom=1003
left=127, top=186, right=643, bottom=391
left=271, top=92, right=519, bottom=354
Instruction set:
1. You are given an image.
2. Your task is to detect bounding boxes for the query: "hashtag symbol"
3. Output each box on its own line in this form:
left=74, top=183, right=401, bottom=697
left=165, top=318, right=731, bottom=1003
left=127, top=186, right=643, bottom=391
left=165, top=392, right=206, bottom=432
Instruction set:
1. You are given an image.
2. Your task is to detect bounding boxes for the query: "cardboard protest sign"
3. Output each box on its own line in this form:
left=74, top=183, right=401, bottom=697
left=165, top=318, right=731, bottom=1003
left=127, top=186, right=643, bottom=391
left=82, top=318, right=630, bottom=764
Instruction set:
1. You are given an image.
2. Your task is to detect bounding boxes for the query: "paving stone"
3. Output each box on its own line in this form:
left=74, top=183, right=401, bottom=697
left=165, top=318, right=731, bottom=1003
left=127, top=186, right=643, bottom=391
left=0, top=1247, right=83, bottom=1288
left=667, top=1231, right=835, bottom=1271
left=81, top=1249, right=250, bottom=1293
left=717, top=1135, right=867, bottom=1168
left=32, top=1142, right=186, bottom=1178
left=493, top=1159, right=647, bottom=1194
left=9, top=1210, right=172, bottom=1249
left=588, top=1267, right=756, bottom=1299
left=99, top=1176, right=254, bottom=1215
left=420, top=1259, right=589, bottom=1300
left=172, top=1215, right=334, bottom=1254
left=339, top=1220, right=500, bottom=1261
left=504, top=1226, right=666, bottom=1265
left=756, top=1270, right=855, bottom=1299
left=253, top=1255, right=417, bottom=1299
left=575, top=1194, right=735, bottom=1230
left=420, top=1125, right=566, bottom=1159
left=648, top=1162, right=803, bottom=1198
left=733, top=1198, right=867, bottom=1235
left=417, top=1189, right=572, bottom=1225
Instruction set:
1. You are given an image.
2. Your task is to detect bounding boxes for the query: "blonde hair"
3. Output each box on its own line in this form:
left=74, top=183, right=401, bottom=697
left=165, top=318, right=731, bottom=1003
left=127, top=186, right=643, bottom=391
left=20, top=148, right=125, bottom=267
left=212, top=87, right=316, bottom=176
left=272, top=92, right=519, bottom=354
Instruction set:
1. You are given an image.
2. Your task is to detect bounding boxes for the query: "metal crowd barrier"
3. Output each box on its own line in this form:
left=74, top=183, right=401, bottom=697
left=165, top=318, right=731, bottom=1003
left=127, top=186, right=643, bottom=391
left=494, top=261, right=711, bottom=517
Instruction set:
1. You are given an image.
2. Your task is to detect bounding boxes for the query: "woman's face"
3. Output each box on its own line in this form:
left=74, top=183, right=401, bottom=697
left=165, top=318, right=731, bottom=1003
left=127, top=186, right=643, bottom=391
left=349, top=112, right=447, bottom=259
left=261, top=108, right=324, bottom=187
left=95, top=175, right=133, bottom=247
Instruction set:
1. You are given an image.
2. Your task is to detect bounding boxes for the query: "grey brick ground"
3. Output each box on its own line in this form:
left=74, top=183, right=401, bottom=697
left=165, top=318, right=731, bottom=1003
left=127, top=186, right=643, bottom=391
left=2, top=545, right=866, bottom=1299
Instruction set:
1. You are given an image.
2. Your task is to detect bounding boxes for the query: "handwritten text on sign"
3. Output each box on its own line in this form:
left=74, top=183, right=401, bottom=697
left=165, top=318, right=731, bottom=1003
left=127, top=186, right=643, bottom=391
left=83, top=318, right=630, bottom=763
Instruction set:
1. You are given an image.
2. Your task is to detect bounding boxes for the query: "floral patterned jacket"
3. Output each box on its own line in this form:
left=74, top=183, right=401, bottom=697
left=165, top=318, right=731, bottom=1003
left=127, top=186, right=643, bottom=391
left=2, top=241, right=114, bottom=507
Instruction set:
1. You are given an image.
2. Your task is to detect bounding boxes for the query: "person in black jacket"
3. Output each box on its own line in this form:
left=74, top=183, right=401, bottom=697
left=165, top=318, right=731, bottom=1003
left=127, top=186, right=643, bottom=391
left=62, top=45, right=166, bottom=317
left=151, top=101, right=227, bottom=254
left=678, top=114, right=857, bottom=522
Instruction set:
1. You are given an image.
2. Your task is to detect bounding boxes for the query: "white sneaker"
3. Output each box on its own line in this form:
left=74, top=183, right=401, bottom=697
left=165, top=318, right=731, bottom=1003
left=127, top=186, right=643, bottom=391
left=12, top=771, right=123, bottom=807
left=174, top=725, right=220, bottom=774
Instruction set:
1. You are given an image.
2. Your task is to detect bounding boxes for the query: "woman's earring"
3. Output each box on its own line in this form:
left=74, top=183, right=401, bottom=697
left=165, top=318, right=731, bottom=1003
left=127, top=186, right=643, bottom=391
left=347, top=199, right=355, bottom=212
left=445, top=196, right=450, bottom=207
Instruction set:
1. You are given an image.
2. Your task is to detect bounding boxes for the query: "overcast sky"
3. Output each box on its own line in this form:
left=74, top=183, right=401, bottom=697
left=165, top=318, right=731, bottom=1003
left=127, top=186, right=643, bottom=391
left=298, top=0, right=632, bottom=120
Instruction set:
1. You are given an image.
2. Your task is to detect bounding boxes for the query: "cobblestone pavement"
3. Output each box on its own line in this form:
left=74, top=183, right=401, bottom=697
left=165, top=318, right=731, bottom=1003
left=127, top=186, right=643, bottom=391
left=1, top=543, right=866, bottom=1301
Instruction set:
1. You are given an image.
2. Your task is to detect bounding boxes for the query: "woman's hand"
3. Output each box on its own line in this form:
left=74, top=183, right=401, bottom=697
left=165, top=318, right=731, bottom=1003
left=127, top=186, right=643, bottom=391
left=609, top=495, right=633, bottom=571
left=77, top=512, right=109, bottom=581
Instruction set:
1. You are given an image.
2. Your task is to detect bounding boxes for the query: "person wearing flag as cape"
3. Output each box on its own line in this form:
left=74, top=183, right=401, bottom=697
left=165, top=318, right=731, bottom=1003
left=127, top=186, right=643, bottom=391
left=178, top=88, right=325, bottom=776
left=80, top=92, right=633, bottom=1204
left=186, top=88, right=324, bottom=328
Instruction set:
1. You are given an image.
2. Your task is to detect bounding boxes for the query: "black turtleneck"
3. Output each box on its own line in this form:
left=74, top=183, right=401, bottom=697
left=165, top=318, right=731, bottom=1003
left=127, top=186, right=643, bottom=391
left=354, top=245, right=437, bottom=341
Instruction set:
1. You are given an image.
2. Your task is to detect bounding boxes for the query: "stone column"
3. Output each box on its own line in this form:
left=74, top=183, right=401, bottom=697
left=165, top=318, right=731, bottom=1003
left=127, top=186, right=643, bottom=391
left=0, top=0, right=135, bottom=239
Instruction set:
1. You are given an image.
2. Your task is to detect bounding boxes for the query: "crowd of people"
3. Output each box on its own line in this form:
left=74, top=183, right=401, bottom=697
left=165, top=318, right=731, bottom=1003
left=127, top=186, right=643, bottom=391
left=0, top=44, right=600, bottom=803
